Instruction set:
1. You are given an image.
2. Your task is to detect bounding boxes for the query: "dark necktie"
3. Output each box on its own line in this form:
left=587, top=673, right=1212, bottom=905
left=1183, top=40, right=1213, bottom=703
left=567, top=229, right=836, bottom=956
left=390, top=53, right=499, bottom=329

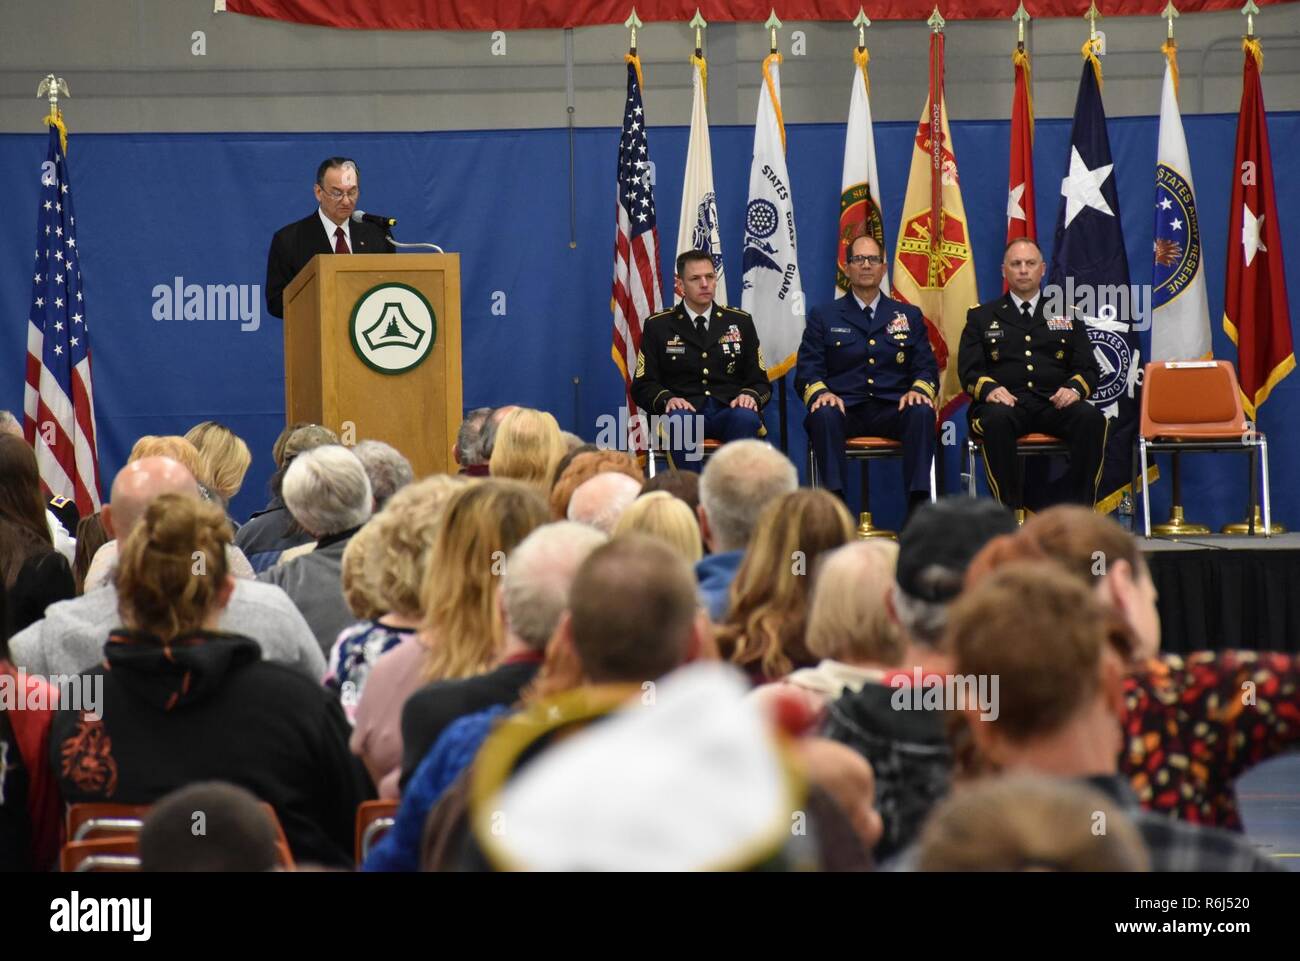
left=1021, top=301, right=1033, bottom=323
left=695, top=314, right=707, bottom=338
left=863, top=303, right=873, bottom=325
left=334, top=226, right=350, bottom=254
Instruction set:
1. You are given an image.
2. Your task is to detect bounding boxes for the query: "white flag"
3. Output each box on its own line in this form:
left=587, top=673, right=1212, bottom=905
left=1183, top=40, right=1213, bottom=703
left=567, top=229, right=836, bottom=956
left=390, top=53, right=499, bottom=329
left=677, top=55, right=728, bottom=306
left=1151, top=48, right=1211, bottom=361
left=837, top=51, right=889, bottom=298
left=741, top=53, right=804, bottom=378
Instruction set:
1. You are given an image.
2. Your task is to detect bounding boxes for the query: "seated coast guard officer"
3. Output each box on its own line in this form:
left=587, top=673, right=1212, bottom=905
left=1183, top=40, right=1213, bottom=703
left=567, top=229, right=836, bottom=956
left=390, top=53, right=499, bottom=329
left=631, top=249, right=770, bottom=472
left=795, top=233, right=937, bottom=513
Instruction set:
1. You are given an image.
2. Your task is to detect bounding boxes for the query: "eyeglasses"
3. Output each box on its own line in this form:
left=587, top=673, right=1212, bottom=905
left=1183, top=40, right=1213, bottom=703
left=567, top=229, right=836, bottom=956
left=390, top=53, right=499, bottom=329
left=321, top=187, right=359, bottom=202
left=847, top=254, right=885, bottom=267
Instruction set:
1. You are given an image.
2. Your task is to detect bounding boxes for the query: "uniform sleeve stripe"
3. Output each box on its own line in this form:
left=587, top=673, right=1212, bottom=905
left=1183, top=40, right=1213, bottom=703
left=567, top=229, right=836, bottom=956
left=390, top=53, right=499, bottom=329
left=802, top=381, right=828, bottom=406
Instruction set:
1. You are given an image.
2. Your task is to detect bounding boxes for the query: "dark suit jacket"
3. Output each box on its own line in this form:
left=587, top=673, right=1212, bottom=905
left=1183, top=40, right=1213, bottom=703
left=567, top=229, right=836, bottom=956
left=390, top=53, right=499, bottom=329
left=958, top=293, right=1100, bottom=404
left=265, top=212, right=394, bottom=318
left=794, top=293, right=938, bottom=409
left=631, top=302, right=771, bottom=414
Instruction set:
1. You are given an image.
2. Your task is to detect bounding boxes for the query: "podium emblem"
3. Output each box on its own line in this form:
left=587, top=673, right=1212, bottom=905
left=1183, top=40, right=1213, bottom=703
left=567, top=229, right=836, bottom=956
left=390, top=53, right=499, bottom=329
left=349, top=283, right=437, bottom=374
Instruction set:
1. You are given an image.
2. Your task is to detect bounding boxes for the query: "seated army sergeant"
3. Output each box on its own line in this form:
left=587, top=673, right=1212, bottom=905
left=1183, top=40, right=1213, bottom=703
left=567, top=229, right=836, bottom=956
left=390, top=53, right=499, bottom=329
left=795, top=234, right=937, bottom=512
left=265, top=157, right=395, bottom=319
left=959, top=238, right=1107, bottom=515
left=631, top=250, right=770, bottom=472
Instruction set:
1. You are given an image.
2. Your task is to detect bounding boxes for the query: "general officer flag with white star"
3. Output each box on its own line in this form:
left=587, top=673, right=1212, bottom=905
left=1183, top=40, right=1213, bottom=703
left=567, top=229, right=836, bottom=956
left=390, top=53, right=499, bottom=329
left=23, top=111, right=102, bottom=515
left=1047, top=47, right=1141, bottom=515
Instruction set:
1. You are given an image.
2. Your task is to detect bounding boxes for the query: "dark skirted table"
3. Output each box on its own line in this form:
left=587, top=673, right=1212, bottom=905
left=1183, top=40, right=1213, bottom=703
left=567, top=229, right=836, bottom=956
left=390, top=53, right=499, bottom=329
left=1141, top=533, right=1300, bottom=654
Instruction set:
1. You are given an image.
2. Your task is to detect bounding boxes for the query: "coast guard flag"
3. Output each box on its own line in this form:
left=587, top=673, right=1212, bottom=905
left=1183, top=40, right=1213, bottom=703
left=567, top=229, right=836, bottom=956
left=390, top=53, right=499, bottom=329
left=677, top=53, right=727, bottom=305
left=836, top=46, right=888, bottom=298
left=1047, top=48, right=1141, bottom=514
left=741, top=52, right=804, bottom=379
left=23, top=112, right=102, bottom=515
left=1151, top=40, right=1212, bottom=362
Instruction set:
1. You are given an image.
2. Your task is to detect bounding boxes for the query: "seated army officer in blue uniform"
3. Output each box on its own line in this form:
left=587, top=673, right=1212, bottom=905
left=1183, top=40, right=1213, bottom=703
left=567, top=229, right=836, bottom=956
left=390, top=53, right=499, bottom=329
left=631, top=250, right=770, bottom=472
left=795, top=233, right=937, bottom=512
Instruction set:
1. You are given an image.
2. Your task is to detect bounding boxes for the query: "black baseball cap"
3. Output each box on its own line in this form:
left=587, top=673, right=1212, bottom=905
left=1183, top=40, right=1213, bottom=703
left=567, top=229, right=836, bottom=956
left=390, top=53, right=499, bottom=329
left=896, top=497, right=1017, bottom=603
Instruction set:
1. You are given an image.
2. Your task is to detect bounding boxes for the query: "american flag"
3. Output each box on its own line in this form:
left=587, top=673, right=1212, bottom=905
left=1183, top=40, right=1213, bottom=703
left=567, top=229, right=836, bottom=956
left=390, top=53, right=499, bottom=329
left=23, top=114, right=102, bottom=515
left=611, top=55, right=663, bottom=450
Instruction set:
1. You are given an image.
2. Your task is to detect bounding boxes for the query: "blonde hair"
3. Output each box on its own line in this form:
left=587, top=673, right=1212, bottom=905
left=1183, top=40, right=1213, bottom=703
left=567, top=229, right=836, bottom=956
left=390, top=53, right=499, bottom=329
left=367, top=475, right=470, bottom=619
left=419, top=479, right=550, bottom=682
left=128, top=436, right=206, bottom=485
left=716, top=489, right=854, bottom=681
left=612, top=491, right=703, bottom=564
left=488, top=408, right=566, bottom=494
left=916, top=775, right=1150, bottom=872
left=806, top=540, right=904, bottom=665
left=184, top=421, right=252, bottom=503
left=116, top=493, right=231, bottom=641
left=341, top=520, right=386, bottom=620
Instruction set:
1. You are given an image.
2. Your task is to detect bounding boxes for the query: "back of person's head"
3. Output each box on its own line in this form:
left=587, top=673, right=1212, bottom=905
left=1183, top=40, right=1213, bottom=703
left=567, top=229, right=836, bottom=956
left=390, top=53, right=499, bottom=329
left=488, top=408, right=566, bottom=493
left=183, top=421, right=252, bottom=504
left=117, top=493, right=232, bottom=641
left=806, top=540, right=903, bottom=667
left=478, top=405, right=519, bottom=463
left=73, top=512, right=110, bottom=594
left=456, top=407, right=493, bottom=467
left=139, top=782, right=280, bottom=872
left=281, top=444, right=372, bottom=538
left=503, top=522, right=608, bottom=651
left=420, top=479, right=550, bottom=681
left=567, top=472, right=643, bottom=534
left=892, top=496, right=1017, bottom=648
left=0, top=434, right=52, bottom=557
left=640, top=469, right=700, bottom=513
left=567, top=534, right=699, bottom=684
left=946, top=561, right=1115, bottom=745
left=549, top=449, right=641, bottom=519
left=719, top=489, right=855, bottom=680
left=613, top=491, right=703, bottom=564
left=915, top=774, right=1150, bottom=872
left=127, top=435, right=207, bottom=487
left=351, top=439, right=414, bottom=510
left=341, top=520, right=386, bottom=620
left=271, top=421, right=313, bottom=470
left=280, top=424, right=339, bottom=464
left=106, top=456, right=200, bottom=542
left=698, top=440, right=798, bottom=553
left=367, top=475, right=470, bottom=620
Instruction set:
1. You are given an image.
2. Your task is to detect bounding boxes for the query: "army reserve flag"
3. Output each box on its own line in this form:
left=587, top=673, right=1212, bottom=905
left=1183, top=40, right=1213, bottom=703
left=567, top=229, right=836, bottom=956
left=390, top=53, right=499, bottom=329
left=677, top=53, right=727, bottom=306
left=1151, top=38, right=1212, bottom=362
left=836, top=46, right=888, bottom=299
left=890, top=24, right=978, bottom=415
left=741, top=52, right=804, bottom=379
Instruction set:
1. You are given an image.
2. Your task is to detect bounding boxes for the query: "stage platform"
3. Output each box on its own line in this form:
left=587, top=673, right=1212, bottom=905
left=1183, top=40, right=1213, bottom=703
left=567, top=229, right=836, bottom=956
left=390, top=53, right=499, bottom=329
left=1139, top=533, right=1300, bottom=653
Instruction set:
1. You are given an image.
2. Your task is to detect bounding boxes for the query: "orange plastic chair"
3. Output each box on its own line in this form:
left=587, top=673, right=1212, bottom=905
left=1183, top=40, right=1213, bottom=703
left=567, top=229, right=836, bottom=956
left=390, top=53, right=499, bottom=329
left=61, top=836, right=141, bottom=873
left=1136, top=361, right=1269, bottom=537
left=67, top=803, right=148, bottom=843
left=808, top=436, right=938, bottom=526
left=965, top=432, right=1071, bottom=499
left=355, top=799, right=400, bottom=866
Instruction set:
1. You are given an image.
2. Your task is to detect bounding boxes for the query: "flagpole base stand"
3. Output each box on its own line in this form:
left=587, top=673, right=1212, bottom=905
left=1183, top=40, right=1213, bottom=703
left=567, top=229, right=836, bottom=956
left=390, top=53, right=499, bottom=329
left=1015, top=508, right=1027, bottom=527
left=1222, top=507, right=1282, bottom=536
left=856, top=512, right=896, bottom=541
left=1152, top=505, right=1210, bottom=537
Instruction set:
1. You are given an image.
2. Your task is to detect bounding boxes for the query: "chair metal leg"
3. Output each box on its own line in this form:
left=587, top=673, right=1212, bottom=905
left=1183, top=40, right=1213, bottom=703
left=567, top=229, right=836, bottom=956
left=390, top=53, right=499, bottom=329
left=929, top=455, right=937, bottom=503
left=647, top=448, right=657, bottom=479
left=966, top=439, right=977, bottom=498
left=1139, top=439, right=1152, bottom=538
left=806, top=443, right=818, bottom=488
left=1130, top=439, right=1140, bottom=534
left=1261, top=434, right=1272, bottom=536
left=1248, top=445, right=1258, bottom=535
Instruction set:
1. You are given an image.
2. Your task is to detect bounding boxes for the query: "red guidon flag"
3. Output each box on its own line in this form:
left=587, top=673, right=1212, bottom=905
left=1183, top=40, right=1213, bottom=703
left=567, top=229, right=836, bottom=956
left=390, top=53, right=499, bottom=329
left=1005, top=42, right=1036, bottom=289
left=891, top=24, right=979, bottom=417
left=1223, top=37, right=1293, bottom=418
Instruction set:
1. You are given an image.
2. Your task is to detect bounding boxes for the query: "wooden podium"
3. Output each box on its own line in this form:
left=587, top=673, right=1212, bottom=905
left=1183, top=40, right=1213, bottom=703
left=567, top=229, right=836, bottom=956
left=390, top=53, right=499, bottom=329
left=282, top=253, right=462, bottom=478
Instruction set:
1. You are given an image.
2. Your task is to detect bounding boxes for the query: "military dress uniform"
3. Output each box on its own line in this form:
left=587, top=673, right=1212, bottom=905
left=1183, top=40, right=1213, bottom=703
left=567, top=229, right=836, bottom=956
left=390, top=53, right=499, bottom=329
left=959, top=292, right=1106, bottom=509
left=795, top=292, right=938, bottom=498
left=631, top=302, right=770, bottom=471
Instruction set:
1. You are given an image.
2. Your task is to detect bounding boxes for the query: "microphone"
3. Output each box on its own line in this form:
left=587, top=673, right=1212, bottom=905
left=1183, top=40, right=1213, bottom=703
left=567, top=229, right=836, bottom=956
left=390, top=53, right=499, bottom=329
left=352, top=209, right=397, bottom=229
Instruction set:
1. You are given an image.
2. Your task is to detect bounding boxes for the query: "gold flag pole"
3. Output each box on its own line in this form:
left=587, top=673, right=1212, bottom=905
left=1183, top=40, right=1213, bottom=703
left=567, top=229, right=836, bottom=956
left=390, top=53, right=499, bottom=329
left=689, top=8, right=706, bottom=58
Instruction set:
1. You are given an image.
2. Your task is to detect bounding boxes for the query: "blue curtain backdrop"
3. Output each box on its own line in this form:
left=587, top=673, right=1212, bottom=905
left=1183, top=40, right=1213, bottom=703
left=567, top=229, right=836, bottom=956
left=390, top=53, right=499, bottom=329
left=2, top=112, right=1297, bottom=527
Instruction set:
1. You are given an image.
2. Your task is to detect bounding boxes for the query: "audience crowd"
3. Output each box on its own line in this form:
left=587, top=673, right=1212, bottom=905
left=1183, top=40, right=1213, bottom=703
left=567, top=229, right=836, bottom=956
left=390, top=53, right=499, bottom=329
left=0, top=405, right=1292, bottom=873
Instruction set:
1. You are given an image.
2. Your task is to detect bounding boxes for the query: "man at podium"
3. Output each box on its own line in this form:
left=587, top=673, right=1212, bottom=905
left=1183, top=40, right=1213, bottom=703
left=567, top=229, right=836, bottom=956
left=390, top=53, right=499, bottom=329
left=265, top=157, right=395, bottom=318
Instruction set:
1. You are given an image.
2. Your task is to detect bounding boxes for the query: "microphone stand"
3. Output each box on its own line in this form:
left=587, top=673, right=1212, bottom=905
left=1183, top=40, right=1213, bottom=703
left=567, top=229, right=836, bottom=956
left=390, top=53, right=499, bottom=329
left=386, top=235, right=444, bottom=254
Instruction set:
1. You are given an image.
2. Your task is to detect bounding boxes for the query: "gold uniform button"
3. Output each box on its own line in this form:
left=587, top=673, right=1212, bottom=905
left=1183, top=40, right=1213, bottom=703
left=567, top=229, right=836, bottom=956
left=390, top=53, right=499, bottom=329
left=1027, top=364, right=1034, bottom=371
left=835, top=341, right=841, bottom=346
left=1027, top=381, right=1034, bottom=388
left=702, top=368, right=709, bottom=374
left=1025, top=350, right=1032, bottom=356
left=868, top=378, right=874, bottom=385
left=702, top=352, right=708, bottom=359
left=704, top=389, right=711, bottom=396
left=869, top=358, right=875, bottom=365
left=869, top=339, right=876, bottom=346
left=1025, top=335, right=1032, bottom=342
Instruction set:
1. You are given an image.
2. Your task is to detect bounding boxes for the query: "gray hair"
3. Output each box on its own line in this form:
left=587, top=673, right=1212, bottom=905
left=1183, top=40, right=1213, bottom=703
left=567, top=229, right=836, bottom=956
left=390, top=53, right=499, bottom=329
left=567, top=472, right=643, bottom=534
left=282, top=444, right=373, bottom=538
left=698, top=440, right=798, bottom=553
left=456, top=407, right=493, bottom=467
left=351, top=439, right=413, bottom=509
left=890, top=582, right=950, bottom=649
left=0, top=410, right=20, bottom=437
left=502, top=521, right=608, bottom=649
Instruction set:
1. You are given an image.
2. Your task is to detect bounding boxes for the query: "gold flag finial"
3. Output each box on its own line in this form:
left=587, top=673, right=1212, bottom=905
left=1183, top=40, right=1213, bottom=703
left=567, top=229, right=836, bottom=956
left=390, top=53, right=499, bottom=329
left=1012, top=2, right=1030, bottom=45
left=1161, top=1, right=1178, bottom=39
left=689, top=9, right=707, bottom=54
left=928, top=7, right=945, bottom=32
left=1241, top=0, right=1259, bottom=37
left=625, top=8, right=643, bottom=52
left=1085, top=1, right=1101, bottom=41
left=765, top=10, right=782, bottom=53
left=853, top=7, right=870, bottom=48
